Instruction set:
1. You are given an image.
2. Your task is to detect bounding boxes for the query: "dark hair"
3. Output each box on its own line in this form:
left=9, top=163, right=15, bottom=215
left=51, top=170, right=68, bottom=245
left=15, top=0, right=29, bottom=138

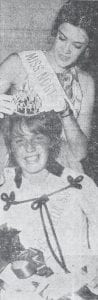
left=2, top=111, right=63, bottom=187
left=51, top=1, right=98, bottom=69
left=52, top=1, right=97, bottom=39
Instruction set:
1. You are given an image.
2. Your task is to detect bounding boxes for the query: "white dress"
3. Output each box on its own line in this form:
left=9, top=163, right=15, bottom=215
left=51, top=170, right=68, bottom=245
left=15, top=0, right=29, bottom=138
left=0, top=167, right=98, bottom=299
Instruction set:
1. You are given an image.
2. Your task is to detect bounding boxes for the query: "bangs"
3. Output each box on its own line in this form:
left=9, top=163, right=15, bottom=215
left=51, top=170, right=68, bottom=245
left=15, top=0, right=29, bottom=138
left=11, top=119, right=26, bottom=137
left=11, top=118, right=50, bottom=144
left=2, top=111, right=62, bottom=162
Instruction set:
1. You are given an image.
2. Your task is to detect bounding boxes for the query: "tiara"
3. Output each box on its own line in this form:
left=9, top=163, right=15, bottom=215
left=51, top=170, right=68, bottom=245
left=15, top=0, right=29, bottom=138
left=12, top=90, right=42, bottom=116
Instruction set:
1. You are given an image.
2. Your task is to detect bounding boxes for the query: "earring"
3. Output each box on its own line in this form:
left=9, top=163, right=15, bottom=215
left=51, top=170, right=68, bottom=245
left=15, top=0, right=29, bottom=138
left=84, top=47, right=90, bottom=59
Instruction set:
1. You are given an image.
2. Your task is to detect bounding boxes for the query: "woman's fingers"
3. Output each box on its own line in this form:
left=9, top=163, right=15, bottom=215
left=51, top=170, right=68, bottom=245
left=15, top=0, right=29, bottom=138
left=0, top=94, right=15, bottom=116
left=0, top=113, right=4, bottom=118
left=0, top=106, right=13, bottom=115
left=0, top=94, right=13, bottom=102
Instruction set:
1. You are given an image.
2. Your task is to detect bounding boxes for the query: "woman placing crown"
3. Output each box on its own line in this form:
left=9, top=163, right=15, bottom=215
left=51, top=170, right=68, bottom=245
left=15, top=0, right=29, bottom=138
left=0, top=1, right=97, bottom=175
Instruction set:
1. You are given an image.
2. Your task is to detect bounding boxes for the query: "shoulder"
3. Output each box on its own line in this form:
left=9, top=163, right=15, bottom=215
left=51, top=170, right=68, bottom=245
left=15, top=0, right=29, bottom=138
left=0, top=53, right=26, bottom=85
left=78, top=69, right=95, bottom=96
left=4, top=167, right=15, bottom=185
left=0, top=168, right=15, bottom=199
left=61, top=167, right=97, bottom=188
left=61, top=168, right=98, bottom=203
left=0, top=53, right=26, bottom=76
left=61, top=167, right=80, bottom=181
left=0, top=53, right=20, bottom=67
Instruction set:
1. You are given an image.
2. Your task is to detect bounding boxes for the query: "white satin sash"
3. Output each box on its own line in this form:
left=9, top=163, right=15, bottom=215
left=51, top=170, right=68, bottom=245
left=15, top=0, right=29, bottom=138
left=18, top=50, right=78, bottom=117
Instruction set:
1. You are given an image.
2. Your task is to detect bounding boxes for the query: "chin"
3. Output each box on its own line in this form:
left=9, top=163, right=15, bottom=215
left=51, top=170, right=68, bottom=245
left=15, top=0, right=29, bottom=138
left=24, top=166, right=42, bottom=174
left=23, top=163, right=45, bottom=174
left=59, top=60, right=74, bottom=69
left=57, top=55, right=76, bottom=69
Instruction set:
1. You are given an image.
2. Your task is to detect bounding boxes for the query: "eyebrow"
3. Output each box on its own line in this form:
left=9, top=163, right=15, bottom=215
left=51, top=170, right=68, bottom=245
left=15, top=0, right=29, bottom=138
left=12, top=134, right=24, bottom=139
left=12, top=131, right=44, bottom=139
left=58, top=30, right=85, bottom=45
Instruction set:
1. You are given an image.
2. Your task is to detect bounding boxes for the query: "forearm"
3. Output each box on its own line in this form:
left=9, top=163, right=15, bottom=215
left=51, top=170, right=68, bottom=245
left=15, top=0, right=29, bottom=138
left=61, top=113, right=88, bottom=161
left=0, top=133, right=8, bottom=178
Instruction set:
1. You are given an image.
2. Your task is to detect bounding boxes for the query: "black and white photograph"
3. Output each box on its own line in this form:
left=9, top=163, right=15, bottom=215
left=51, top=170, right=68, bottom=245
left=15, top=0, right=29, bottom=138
left=0, top=0, right=98, bottom=299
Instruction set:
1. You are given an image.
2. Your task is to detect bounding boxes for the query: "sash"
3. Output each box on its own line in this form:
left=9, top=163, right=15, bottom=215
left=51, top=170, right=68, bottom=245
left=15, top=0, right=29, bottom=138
left=57, top=67, right=83, bottom=118
left=15, top=50, right=81, bottom=117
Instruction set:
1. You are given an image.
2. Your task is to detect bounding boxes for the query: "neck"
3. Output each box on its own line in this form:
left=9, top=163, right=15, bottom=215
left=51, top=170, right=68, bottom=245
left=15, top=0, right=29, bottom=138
left=22, top=168, right=49, bottom=186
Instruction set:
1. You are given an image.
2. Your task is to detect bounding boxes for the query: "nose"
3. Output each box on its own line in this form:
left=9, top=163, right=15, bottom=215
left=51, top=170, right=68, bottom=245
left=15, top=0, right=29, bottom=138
left=25, top=141, right=36, bottom=153
left=64, top=41, right=71, bottom=54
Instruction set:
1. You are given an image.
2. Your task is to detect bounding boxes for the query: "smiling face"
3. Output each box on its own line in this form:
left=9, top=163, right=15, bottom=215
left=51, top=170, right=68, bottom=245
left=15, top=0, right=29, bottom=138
left=11, top=121, right=50, bottom=175
left=51, top=22, right=89, bottom=70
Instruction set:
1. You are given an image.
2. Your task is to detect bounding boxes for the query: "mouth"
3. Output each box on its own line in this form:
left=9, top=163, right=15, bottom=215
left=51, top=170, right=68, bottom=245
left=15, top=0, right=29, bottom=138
left=58, top=54, right=71, bottom=62
left=25, top=154, right=39, bottom=164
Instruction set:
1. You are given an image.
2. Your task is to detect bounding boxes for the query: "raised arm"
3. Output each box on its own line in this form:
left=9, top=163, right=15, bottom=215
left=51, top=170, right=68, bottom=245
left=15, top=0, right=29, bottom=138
left=0, top=53, right=25, bottom=175
left=0, top=53, right=26, bottom=116
left=0, top=53, right=20, bottom=93
left=60, top=73, right=95, bottom=162
left=78, top=74, right=95, bottom=139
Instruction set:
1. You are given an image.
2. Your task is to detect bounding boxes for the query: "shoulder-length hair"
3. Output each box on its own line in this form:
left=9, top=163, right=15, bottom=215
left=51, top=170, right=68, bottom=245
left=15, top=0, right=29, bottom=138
left=1, top=111, right=63, bottom=187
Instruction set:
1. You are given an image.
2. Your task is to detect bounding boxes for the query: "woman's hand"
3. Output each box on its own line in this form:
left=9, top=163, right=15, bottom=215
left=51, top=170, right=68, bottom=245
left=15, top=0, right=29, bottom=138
left=0, top=94, right=15, bottom=118
left=36, top=273, right=72, bottom=299
left=88, top=275, right=98, bottom=295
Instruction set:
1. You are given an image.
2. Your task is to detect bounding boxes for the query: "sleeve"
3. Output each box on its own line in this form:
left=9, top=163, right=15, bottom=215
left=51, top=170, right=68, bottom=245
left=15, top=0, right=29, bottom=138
left=61, top=168, right=98, bottom=252
left=79, top=174, right=98, bottom=253
left=0, top=133, right=9, bottom=180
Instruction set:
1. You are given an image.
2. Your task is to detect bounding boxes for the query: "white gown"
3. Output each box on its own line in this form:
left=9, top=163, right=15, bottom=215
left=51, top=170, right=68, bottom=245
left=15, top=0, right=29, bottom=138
left=0, top=167, right=98, bottom=299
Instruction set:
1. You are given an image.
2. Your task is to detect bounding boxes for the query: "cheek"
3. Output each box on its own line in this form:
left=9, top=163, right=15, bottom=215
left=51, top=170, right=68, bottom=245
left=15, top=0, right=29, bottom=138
left=11, top=144, right=25, bottom=160
left=72, top=48, right=84, bottom=58
left=54, top=38, right=61, bottom=51
left=39, top=145, right=49, bottom=164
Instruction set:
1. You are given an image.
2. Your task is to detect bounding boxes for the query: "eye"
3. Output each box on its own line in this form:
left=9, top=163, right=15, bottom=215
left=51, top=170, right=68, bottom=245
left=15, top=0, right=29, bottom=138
left=58, top=32, right=67, bottom=41
left=15, top=139, right=24, bottom=144
left=73, top=43, right=82, bottom=49
left=35, top=135, right=45, bottom=142
left=36, top=134, right=44, bottom=139
left=33, top=131, right=45, bottom=140
left=59, top=36, right=66, bottom=41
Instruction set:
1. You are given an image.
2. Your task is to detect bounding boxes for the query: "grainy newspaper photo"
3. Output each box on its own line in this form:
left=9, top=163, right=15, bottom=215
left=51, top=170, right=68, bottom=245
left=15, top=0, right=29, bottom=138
left=0, top=0, right=98, bottom=299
